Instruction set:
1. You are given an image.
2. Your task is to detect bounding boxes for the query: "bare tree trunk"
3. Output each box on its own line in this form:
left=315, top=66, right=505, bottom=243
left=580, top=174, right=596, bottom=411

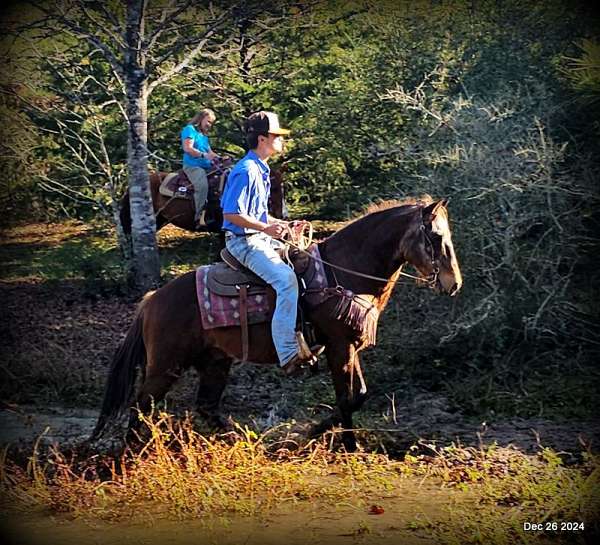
left=125, top=0, right=160, bottom=291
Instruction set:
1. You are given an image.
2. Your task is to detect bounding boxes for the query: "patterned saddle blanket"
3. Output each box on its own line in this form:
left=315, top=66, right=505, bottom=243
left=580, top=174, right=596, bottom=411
left=195, top=244, right=329, bottom=330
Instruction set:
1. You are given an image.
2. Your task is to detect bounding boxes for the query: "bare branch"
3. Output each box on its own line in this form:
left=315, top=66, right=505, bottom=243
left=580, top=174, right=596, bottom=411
left=148, top=32, right=234, bottom=95
left=28, top=0, right=126, bottom=82
left=145, top=4, right=239, bottom=81
left=80, top=2, right=126, bottom=51
left=143, top=0, right=196, bottom=53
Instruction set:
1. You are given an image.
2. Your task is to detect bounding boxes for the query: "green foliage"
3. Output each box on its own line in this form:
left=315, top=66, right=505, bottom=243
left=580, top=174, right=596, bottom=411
left=2, top=0, right=599, bottom=419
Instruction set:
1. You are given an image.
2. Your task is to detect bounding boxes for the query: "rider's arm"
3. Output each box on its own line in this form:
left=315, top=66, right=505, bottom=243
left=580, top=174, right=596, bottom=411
left=223, top=213, right=283, bottom=237
left=182, top=138, right=205, bottom=158
left=183, top=137, right=218, bottom=161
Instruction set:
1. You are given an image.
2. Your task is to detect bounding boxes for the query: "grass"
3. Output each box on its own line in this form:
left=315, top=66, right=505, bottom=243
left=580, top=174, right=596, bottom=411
left=0, top=220, right=220, bottom=284
left=406, top=442, right=599, bottom=543
left=1, top=412, right=406, bottom=520
left=1, top=412, right=598, bottom=544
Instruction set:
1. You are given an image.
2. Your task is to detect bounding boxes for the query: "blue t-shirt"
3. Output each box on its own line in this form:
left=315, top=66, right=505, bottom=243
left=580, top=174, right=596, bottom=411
left=220, top=150, right=271, bottom=235
left=181, top=124, right=212, bottom=169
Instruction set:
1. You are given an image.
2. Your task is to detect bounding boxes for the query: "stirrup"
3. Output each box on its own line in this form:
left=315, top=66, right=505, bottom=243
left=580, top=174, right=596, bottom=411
left=296, top=331, right=321, bottom=361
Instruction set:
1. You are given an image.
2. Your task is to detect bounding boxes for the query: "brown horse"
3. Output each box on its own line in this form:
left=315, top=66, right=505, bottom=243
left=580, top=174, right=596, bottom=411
left=119, top=165, right=288, bottom=236
left=93, top=197, right=462, bottom=451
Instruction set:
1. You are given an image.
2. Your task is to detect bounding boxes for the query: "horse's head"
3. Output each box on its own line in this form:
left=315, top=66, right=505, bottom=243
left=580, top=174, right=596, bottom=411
left=406, top=199, right=462, bottom=296
left=269, top=168, right=289, bottom=220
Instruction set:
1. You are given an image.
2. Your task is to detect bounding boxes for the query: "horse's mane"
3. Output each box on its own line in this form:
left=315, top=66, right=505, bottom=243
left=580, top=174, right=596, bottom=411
left=321, top=195, right=434, bottom=246
left=339, top=194, right=434, bottom=229
left=362, top=194, right=433, bottom=215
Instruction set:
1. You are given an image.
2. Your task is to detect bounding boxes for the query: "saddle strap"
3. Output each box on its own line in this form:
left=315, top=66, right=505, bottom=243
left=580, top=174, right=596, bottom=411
left=239, top=284, right=249, bottom=362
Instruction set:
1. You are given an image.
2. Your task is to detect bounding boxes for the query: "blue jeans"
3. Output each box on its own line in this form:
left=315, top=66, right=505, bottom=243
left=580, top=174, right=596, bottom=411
left=225, top=233, right=299, bottom=366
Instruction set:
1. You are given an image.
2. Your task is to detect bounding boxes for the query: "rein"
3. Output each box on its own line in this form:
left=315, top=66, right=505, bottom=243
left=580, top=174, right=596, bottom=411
left=281, top=222, right=431, bottom=285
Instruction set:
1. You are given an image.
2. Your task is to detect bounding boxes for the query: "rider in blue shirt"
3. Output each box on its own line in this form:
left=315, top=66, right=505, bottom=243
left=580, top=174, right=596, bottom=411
left=181, top=108, right=218, bottom=227
left=221, top=111, right=318, bottom=376
left=221, top=150, right=271, bottom=235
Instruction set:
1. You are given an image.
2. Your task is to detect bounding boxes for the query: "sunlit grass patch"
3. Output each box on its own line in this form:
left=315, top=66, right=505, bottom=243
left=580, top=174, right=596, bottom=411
left=0, top=411, right=408, bottom=521
left=0, top=221, right=222, bottom=283
left=1, top=413, right=597, bottom=545
left=0, top=220, right=121, bottom=282
left=404, top=443, right=600, bottom=544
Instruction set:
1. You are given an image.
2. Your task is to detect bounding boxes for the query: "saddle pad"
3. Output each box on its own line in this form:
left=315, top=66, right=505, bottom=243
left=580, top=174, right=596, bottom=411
left=301, top=244, right=330, bottom=307
left=159, top=171, right=192, bottom=198
left=196, top=265, right=273, bottom=330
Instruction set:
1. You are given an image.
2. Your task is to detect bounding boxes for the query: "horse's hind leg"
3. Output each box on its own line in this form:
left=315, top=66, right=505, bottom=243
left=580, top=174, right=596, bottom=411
left=127, top=362, right=181, bottom=441
left=194, top=351, right=233, bottom=431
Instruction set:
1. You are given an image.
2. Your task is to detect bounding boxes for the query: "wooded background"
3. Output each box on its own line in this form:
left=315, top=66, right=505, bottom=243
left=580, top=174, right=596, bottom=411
left=1, top=0, right=599, bottom=419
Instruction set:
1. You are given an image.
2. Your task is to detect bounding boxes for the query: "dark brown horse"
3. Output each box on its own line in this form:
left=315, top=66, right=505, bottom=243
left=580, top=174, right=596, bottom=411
left=119, top=165, right=288, bottom=235
left=93, top=197, right=462, bottom=451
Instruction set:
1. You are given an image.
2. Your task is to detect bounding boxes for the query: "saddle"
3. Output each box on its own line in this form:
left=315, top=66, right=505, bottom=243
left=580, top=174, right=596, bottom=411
left=206, top=260, right=267, bottom=297
left=212, top=247, right=312, bottom=292
left=196, top=246, right=323, bottom=362
left=159, top=164, right=231, bottom=201
left=159, top=170, right=193, bottom=199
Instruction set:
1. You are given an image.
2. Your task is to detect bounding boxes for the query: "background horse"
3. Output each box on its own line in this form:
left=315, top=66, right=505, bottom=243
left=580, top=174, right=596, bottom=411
left=93, top=198, right=462, bottom=451
left=119, top=167, right=288, bottom=236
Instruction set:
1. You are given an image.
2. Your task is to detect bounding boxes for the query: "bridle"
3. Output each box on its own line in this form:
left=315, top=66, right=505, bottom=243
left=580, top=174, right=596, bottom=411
left=281, top=216, right=442, bottom=287
left=419, top=221, right=440, bottom=287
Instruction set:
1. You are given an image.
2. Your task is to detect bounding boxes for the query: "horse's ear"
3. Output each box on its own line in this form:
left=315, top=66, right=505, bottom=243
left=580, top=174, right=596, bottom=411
left=422, top=199, right=446, bottom=224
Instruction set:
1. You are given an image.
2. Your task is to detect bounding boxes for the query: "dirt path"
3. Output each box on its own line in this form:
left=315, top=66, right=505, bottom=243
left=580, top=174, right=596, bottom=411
left=0, top=479, right=469, bottom=545
left=2, top=398, right=598, bottom=457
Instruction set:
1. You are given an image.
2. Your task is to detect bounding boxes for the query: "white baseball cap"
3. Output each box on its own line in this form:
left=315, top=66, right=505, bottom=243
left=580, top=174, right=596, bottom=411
left=246, top=111, right=291, bottom=135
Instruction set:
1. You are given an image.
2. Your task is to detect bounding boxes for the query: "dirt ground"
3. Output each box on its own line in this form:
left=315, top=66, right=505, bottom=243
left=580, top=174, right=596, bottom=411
left=1, top=274, right=599, bottom=457
left=0, top=478, right=472, bottom=545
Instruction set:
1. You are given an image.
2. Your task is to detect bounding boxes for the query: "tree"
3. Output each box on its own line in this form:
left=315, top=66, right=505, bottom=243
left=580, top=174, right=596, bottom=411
left=10, top=1, right=245, bottom=290
left=6, top=0, right=330, bottom=289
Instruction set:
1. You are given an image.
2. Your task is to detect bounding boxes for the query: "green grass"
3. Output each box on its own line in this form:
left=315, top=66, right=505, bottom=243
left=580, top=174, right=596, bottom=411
left=0, top=220, right=220, bottom=285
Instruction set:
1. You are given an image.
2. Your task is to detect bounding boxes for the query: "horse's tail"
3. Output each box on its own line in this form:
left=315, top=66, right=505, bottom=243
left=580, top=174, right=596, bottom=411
left=91, top=298, right=149, bottom=440
left=119, top=189, right=132, bottom=235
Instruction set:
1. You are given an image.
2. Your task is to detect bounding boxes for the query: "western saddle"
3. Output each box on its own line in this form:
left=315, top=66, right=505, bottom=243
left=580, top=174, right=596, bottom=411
left=208, top=247, right=319, bottom=365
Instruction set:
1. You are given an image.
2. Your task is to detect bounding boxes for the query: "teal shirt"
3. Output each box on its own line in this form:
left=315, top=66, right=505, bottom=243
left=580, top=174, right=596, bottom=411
left=181, top=124, right=212, bottom=169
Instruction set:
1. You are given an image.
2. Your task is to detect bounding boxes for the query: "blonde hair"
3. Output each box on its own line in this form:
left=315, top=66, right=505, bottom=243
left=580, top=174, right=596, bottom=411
left=188, top=108, right=216, bottom=128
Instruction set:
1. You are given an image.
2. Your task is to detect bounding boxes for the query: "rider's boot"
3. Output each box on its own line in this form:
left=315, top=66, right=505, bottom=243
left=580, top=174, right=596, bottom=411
left=281, top=332, right=324, bottom=377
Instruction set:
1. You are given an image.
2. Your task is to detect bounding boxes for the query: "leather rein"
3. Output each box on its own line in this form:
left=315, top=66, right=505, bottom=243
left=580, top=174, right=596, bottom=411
left=283, top=219, right=440, bottom=287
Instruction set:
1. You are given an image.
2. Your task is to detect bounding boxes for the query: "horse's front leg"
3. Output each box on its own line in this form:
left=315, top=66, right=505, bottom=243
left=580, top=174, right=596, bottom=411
left=312, top=342, right=367, bottom=452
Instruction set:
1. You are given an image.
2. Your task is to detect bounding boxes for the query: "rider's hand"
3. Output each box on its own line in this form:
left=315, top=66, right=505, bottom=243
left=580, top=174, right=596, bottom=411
left=205, top=150, right=218, bottom=161
left=263, top=223, right=285, bottom=238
